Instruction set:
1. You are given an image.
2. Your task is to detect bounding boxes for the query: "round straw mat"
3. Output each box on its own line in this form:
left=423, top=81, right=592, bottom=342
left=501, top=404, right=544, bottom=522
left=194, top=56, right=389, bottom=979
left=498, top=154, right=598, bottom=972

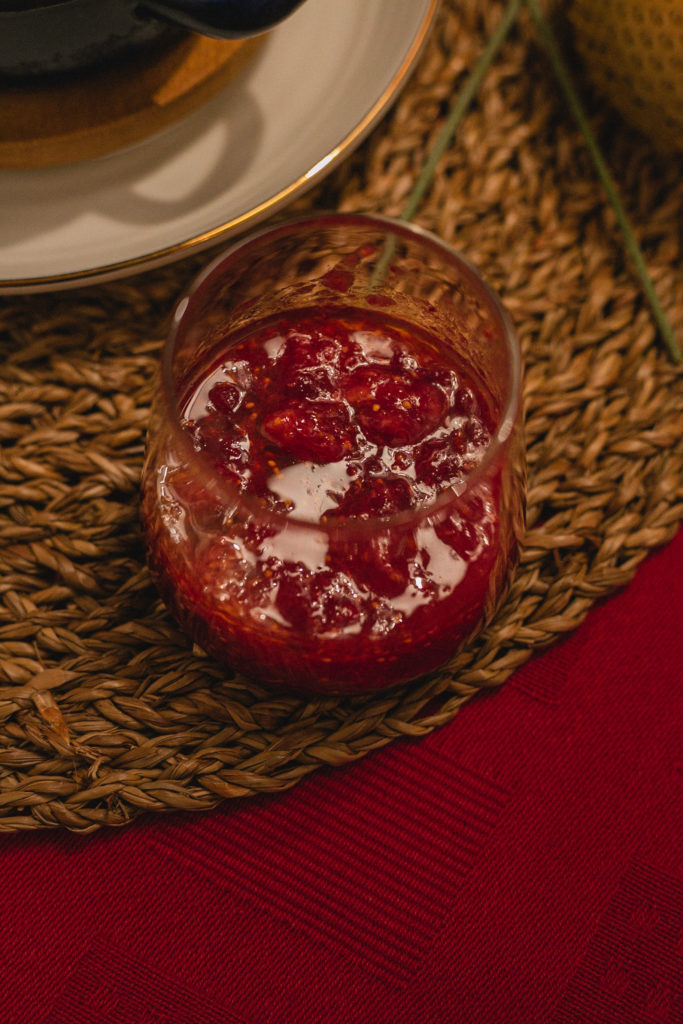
left=1, top=0, right=681, bottom=833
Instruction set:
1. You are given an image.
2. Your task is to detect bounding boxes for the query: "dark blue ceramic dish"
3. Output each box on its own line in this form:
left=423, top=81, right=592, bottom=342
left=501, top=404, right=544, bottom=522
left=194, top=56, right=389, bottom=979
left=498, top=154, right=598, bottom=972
left=0, top=0, right=307, bottom=79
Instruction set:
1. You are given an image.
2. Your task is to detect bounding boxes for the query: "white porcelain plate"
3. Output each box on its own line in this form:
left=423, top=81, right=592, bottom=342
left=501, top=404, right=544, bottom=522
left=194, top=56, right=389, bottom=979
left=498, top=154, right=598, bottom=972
left=0, top=0, right=437, bottom=293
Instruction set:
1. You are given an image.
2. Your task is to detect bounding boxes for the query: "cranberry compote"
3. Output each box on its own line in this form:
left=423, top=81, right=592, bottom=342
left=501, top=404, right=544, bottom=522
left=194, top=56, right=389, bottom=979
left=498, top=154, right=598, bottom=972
left=142, top=304, right=513, bottom=693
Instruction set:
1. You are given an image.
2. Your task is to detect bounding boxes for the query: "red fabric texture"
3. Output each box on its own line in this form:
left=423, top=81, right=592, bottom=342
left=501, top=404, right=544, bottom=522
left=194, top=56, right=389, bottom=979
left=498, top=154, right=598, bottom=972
left=2, top=529, right=682, bottom=1024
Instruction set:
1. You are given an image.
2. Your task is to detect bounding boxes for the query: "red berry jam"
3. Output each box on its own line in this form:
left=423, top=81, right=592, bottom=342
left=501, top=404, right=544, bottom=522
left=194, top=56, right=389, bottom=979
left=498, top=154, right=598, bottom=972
left=141, top=306, right=513, bottom=694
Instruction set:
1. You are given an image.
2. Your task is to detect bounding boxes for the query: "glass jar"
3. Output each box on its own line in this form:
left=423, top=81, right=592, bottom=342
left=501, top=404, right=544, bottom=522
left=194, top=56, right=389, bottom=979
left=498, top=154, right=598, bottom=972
left=140, top=213, right=525, bottom=695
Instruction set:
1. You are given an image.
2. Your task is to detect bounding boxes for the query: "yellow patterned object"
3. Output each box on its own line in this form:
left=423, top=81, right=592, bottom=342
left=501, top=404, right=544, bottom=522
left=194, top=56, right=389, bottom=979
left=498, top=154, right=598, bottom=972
left=569, top=0, right=683, bottom=152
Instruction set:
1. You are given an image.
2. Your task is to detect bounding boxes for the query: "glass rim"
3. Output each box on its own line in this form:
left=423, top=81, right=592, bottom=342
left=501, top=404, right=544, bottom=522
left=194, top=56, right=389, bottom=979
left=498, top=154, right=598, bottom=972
left=160, top=211, right=522, bottom=535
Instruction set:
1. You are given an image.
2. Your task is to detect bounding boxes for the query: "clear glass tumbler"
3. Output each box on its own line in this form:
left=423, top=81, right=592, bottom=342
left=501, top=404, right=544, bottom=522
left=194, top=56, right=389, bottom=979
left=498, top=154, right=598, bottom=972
left=140, top=213, right=525, bottom=695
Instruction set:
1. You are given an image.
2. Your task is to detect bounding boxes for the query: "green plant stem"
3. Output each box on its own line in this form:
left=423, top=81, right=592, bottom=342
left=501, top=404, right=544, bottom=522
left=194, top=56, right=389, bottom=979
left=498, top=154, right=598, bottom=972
left=400, top=0, right=524, bottom=223
left=370, top=0, right=523, bottom=290
left=524, top=0, right=681, bottom=364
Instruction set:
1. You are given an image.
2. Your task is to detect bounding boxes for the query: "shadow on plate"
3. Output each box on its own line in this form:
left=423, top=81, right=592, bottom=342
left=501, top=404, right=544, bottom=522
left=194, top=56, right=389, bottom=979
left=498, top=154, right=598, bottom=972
left=0, top=60, right=266, bottom=250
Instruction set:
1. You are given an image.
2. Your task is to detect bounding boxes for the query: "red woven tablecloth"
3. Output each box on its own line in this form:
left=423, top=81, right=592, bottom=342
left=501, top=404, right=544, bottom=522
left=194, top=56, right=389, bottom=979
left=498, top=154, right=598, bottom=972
left=2, top=528, right=681, bottom=1024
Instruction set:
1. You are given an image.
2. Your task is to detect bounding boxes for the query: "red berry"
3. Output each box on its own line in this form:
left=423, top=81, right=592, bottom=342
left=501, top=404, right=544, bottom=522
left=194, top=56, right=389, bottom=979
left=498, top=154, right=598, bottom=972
left=434, top=515, right=480, bottom=558
left=451, top=385, right=476, bottom=418
left=274, top=564, right=362, bottom=634
left=242, top=520, right=278, bottom=554
left=414, top=432, right=467, bottom=488
left=199, top=535, right=275, bottom=608
left=163, top=467, right=224, bottom=532
left=325, top=475, right=416, bottom=598
left=434, top=497, right=491, bottom=558
left=278, top=326, right=362, bottom=399
left=344, top=367, right=447, bottom=447
left=279, top=337, right=336, bottom=398
left=193, top=416, right=249, bottom=482
left=342, top=365, right=390, bottom=404
left=328, top=474, right=413, bottom=519
left=209, top=381, right=242, bottom=415
left=329, top=529, right=416, bottom=600
left=263, top=400, right=354, bottom=463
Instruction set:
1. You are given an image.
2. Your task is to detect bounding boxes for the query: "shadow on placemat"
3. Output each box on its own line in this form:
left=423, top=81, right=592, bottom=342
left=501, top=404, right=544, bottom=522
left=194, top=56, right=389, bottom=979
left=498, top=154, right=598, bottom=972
left=1, top=0, right=681, bottom=832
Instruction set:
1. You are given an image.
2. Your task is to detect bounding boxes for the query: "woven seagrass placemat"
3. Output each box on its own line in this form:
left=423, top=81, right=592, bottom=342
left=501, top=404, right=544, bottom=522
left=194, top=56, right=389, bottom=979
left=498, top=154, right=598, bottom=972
left=1, top=0, right=681, bottom=833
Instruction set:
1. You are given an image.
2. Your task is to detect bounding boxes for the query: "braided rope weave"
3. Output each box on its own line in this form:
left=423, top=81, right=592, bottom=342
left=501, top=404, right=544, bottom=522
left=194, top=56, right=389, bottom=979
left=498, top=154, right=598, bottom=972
left=1, top=0, right=681, bottom=832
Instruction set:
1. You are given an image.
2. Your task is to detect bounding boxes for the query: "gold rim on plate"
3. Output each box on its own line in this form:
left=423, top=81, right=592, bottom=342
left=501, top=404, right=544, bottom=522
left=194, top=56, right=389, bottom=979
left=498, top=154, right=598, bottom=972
left=2, top=0, right=439, bottom=293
